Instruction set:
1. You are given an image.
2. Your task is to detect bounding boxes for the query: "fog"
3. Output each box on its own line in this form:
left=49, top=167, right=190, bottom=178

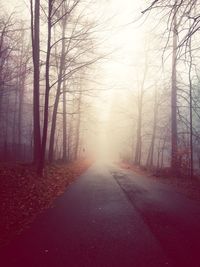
left=1, top=0, right=200, bottom=177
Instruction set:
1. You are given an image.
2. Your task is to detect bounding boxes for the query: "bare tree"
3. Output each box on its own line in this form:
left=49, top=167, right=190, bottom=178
left=146, top=87, right=158, bottom=169
left=171, top=9, right=178, bottom=173
left=134, top=61, right=148, bottom=165
left=30, top=0, right=41, bottom=165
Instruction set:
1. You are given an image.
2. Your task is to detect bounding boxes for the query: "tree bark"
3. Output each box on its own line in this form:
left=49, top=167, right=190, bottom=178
left=62, top=80, right=67, bottom=162
left=31, top=0, right=41, bottom=164
left=134, top=57, right=148, bottom=165
left=189, top=37, right=193, bottom=178
left=146, top=88, right=158, bottom=169
left=74, top=91, right=82, bottom=160
left=171, top=11, right=178, bottom=174
left=38, top=1, right=52, bottom=174
left=48, top=18, right=67, bottom=163
left=134, top=99, right=142, bottom=165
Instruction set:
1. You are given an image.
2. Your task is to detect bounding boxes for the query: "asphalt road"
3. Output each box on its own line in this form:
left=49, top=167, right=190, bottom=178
left=1, top=162, right=200, bottom=267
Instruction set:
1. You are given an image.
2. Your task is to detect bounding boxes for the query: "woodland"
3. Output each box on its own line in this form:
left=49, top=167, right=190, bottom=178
left=0, top=1, right=200, bottom=178
left=0, top=0, right=200, bottom=254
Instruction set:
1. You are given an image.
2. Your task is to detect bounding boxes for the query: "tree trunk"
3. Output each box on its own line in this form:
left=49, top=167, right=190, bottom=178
left=18, top=52, right=27, bottom=158
left=48, top=18, right=67, bottom=163
left=31, top=0, right=41, bottom=164
left=38, top=2, right=52, bottom=174
left=74, top=91, right=82, bottom=160
left=146, top=88, right=158, bottom=169
left=134, top=100, right=142, bottom=165
left=171, top=11, right=178, bottom=174
left=134, top=59, right=148, bottom=165
left=12, top=87, right=18, bottom=160
left=63, top=80, right=67, bottom=162
left=189, top=36, right=193, bottom=178
left=18, top=79, right=25, bottom=156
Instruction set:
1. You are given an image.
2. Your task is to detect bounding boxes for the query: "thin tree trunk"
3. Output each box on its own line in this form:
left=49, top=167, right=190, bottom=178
left=75, top=91, right=82, bottom=160
left=63, top=80, right=67, bottom=162
left=146, top=88, right=158, bottom=169
left=18, top=79, right=25, bottom=152
left=189, top=37, right=193, bottom=178
left=38, top=1, right=52, bottom=174
left=171, top=11, right=178, bottom=174
left=4, top=94, right=10, bottom=160
left=134, top=59, right=148, bottom=165
left=18, top=60, right=27, bottom=157
left=161, top=134, right=167, bottom=169
left=134, top=101, right=142, bottom=165
left=12, top=87, right=18, bottom=159
left=48, top=18, right=67, bottom=163
left=31, top=0, right=41, bottom=164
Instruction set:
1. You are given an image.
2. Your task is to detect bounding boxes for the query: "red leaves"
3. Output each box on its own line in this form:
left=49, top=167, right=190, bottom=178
left=0, top=160, right=91, bottom=247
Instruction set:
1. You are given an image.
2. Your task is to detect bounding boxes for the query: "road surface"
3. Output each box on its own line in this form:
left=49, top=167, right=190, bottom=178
left=1, top=162, right=200, bottom=267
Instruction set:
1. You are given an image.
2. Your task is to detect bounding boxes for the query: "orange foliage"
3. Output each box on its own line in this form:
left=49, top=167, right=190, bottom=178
left=0, top=160, right=91, bottom=247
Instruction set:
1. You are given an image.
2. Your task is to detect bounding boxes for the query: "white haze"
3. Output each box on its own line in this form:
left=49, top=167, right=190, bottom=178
left=3, top=0, right=168, bottom=162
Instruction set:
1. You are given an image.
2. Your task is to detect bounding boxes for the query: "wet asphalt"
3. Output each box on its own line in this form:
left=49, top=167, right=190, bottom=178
left=1, top=162, right=200, bottom=267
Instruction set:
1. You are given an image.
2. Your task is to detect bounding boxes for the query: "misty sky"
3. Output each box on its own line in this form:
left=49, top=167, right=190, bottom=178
left=2, top=0, right=154, bottom=159
left=3, top=0, right=148, bottom=92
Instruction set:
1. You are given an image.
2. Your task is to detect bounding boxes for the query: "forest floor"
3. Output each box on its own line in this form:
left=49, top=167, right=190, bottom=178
left=0, top=159, right=92, bottom=247
left=120, top=162, right=200, bottom=202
